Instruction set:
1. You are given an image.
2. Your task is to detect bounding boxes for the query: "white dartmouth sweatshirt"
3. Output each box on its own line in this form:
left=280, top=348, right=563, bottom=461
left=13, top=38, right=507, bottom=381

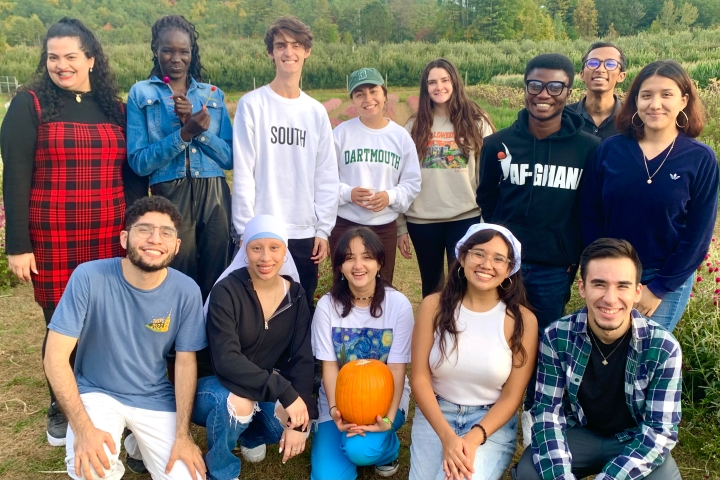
left=232, top=85, right=339, bottom=240
left=334, top=118, right=421, bottom=226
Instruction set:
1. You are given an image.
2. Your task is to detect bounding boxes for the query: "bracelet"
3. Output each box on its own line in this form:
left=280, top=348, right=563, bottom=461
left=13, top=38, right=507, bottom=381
left=329, top=406, right=337, bottom=414
left=293, top=425, right=306, bottom=432
left=471, top=423, right=487, bottom=445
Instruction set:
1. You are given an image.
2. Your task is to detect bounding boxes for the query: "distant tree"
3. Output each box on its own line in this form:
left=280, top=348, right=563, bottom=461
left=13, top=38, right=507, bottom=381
left=517, top=0, right=555, bottom=40
left=312, top=17, right=340, bottom=42
left=3, top=14, right=45, bottom=46
left=573, top=0, right=599, bottom=38
left=340, top=30, right=354, bottom=44
left=360, top=1, right=392, bottom=42
left=651, top=0, right=679, bottom=31
left=679, top=2, right=700, bottom=29
left=552, top=13, right=568, bottom=39
left=606, top=22, right=619, bottom=38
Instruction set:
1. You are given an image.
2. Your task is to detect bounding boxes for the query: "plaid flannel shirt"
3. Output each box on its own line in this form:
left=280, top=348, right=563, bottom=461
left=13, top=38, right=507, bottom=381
left=531, top=307, right=682, bottom=480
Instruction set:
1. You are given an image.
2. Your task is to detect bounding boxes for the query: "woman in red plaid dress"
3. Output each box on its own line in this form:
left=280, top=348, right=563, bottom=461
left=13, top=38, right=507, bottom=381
left=0, top=18, right=146, bottom=447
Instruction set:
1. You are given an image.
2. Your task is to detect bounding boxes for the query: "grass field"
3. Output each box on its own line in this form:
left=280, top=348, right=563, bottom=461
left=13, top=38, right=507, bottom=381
left=1, top=92, right=720, bottom=479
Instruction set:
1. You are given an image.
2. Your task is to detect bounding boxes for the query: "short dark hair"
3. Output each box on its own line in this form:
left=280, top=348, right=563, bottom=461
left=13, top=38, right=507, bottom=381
left=524, top=53, right=575, bottom=88
left=124, top=196, right=182, bottom=231
left=264, top=16, right=313, bottom=54
left=580, top=238, right=642, bottom=284
left=581, top=42, right=627, bottom=72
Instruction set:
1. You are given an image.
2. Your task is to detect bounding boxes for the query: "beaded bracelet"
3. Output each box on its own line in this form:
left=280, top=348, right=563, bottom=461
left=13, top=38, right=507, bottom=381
left=470, top=423, right=487, bottom=445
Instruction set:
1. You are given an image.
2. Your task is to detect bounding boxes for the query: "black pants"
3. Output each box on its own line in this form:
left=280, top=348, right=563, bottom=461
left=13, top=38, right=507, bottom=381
left=406, top=216, right=480, bottom=297
left=42, top=308, right=76, bottom=404
left=512, top=427, right=682, bottom=480
left=152, top=176, right=233, bottom=302
left=288, top=237, right=319, bottom=313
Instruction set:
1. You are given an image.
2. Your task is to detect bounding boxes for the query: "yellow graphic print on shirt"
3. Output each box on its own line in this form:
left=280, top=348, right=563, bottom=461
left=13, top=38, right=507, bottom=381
left=146, top=310, right=171, bottom=333
left=423, top=132, right=467, bottom=169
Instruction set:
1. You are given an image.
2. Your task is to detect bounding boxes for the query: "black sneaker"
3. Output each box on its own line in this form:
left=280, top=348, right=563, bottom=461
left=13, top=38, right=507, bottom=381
left=46, top=401, right=68, bottom=446
left=126, top=455, right=148, bottom=475
left=375, top=459, right=399, bottom=477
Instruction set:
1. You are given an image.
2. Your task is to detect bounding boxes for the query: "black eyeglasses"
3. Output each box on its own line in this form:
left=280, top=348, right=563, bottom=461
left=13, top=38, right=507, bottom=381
left=131, top=223, right=178, bottom=241
left=525, top=80, right=569, bottom=97
left=585, top=58, right=621, bottom=71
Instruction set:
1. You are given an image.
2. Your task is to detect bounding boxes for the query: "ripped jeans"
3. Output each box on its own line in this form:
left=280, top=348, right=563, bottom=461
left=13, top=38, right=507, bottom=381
left=192, top=376, right=284, bottom=480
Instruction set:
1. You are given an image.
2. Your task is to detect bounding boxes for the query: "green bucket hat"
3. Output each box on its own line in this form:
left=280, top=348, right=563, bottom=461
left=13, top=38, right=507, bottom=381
left=348, top=67, right=384, bottom=94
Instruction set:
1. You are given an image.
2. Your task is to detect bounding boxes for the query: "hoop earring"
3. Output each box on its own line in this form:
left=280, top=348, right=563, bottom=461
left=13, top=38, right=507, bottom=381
left=284, top=255, right=289, bottom=264
left=631, top=112, right=644, bottom=127
left=499, top=277, right=513, bottom=290
left=457, top=266, right=465, bottom=279
left=242, top=256, right=249, bottom=264
left=676, top=110, right=689, bottom=129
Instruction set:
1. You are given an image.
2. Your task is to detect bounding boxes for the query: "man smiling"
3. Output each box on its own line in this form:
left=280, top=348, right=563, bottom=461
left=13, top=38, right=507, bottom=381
left=512, top=238, right=682, bottom=480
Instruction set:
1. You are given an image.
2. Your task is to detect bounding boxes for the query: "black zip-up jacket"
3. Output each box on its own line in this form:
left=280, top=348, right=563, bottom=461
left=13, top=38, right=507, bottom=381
left=197, top=267, right=318, bottom=419
left=477, top=109, right=601, bottom=268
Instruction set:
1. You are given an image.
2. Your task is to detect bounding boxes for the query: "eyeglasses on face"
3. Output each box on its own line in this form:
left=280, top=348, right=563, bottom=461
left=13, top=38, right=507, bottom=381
left=130, top=223, right=178, bottom=241
left=525, top=80, right=569, bottom=97
left=585, top=58, right=621, bottom=71
left=467, top=249, right=511, bottom=268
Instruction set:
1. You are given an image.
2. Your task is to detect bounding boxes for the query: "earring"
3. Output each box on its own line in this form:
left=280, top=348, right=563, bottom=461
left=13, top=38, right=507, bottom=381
left=457, top=266, right=465, bottom=279
left=377, top=272, right=381, bottom=278
left=242, top=256, right=249, bottom=264
left=631, top=112, right=644, bottom=127
left=499, top=277, right=513, bottom=290
left=676, top=110, right=689, bottom=129
left=341, top=273, right=345, bottom=281
left=284, top=255, right=288, bottom=264
left=89, top=67, right=93, bottom=73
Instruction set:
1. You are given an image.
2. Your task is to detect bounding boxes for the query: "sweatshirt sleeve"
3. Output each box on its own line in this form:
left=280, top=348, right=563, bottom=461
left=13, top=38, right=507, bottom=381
left=196, top=88, right=233, bottom=170
left=387, top=133, right=421, bottom=214
left=1, top=92, right=38, bottom=255
left=476, top=135, right=501, bottom=222
left=647, top=148, right=719, bottom=298
left=335, top=128, right=354, bottom=206
left=206, top=281, right=295, bottom=404
left=277, top=292, right=318, bottom=419
left=313, top=116, right=340, bottom=240
left=231, top=99, right=257, bottom=239
left=580, top=148, right=607, bottom=247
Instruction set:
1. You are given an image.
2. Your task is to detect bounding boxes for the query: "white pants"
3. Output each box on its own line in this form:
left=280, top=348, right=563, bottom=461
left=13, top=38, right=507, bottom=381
left=66, top=392, right=198, bottom=480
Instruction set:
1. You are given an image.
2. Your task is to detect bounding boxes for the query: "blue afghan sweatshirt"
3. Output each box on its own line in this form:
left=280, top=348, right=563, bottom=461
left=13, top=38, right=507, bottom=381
left=581, top=133, right=719, bottom=298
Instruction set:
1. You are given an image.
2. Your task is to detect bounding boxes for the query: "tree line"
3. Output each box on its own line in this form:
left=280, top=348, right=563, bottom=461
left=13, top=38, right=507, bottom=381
left=0, top=0, right=719, bottom=48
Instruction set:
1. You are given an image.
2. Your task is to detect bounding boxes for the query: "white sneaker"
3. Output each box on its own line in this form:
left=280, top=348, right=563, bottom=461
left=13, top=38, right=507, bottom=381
left=521, top=410, right=533, bottom=448
left=240, top=444, right=266, bottom=463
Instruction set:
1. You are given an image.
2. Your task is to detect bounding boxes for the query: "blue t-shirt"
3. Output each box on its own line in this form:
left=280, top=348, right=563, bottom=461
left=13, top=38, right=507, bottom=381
left=48, top=258, right=207, bottom=412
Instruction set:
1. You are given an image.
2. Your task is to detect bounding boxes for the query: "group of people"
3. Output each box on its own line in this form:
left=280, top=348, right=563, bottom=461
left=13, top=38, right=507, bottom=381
left=1, top=11, right=717, bottom=480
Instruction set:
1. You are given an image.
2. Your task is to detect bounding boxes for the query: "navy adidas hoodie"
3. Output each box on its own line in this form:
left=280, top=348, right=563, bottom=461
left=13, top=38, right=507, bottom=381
left=477, top=109, right=601, bottom=268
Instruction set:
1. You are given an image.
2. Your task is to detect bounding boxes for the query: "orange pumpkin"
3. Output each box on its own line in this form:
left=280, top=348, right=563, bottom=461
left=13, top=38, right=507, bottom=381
left=335, top=359, right=394, bottom=425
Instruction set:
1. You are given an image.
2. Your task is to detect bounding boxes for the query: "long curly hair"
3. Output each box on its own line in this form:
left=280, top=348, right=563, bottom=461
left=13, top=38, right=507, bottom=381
left=409, top=58, right=495, bottom=162
left=433, top=230, right=530, bottom=368
left=20, top=17, right=124, bottom=126
left=149, top=15, right=205, bottom=83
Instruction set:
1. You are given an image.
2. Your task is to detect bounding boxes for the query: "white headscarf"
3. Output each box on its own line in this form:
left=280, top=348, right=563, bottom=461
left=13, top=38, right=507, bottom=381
left=204, top=215, right=299, bottom=314
left=454, top=223, right=522, bottom=276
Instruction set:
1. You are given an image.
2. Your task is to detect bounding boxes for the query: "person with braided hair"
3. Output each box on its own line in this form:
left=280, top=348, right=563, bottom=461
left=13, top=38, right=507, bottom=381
left=127, top=14, right=233, bottom=303
left=1, top=17, right=147, bottom=447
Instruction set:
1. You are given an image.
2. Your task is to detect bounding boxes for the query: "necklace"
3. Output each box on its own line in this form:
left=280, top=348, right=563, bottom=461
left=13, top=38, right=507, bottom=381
left=69, top=90, right=91, bottom=103
left=642, top=138, right=676, bottom=184
left=262, top=277, right=281, bottom=330
left=587, top=327, right=630, bottom=366
left=353, top=295, right=374, bottom=301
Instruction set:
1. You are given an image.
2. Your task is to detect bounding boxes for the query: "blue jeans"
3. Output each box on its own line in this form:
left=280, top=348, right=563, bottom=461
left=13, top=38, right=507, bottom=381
left=310, top=410, right=406, bottom=480
left=641, top=269, right=694, bottom=332
left=521, top=262, right=575, bottom=410
left=192, top=376, right=284, bottom=480
left=409, top=397, right=517, bottom=480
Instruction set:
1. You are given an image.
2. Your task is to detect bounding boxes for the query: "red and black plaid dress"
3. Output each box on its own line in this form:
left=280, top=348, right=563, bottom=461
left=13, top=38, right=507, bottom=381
left=27, top=91, right=126, bottom=309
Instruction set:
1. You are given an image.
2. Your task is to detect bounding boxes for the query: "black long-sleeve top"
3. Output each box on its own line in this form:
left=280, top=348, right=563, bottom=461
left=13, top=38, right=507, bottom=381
left=0, top=90, right=147, bottom=255
left=197, top=267, right=318, bottom=419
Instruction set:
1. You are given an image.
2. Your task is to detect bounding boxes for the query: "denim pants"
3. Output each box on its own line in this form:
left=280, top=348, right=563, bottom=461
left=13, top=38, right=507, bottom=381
left=512, top=427, right=681, bottom=480
left=641, top=269, right=694, bottom=332
left=521, top=262, right=575, bottom=410
left=409, top=397, right=517, bottom=480
left=310, top=410, right=406, bottom=480
left=192, top=376, right=284, bottom=480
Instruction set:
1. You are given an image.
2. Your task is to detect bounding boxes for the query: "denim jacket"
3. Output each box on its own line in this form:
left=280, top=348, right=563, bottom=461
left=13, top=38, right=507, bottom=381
left=127, top=77, right=232, bottom=185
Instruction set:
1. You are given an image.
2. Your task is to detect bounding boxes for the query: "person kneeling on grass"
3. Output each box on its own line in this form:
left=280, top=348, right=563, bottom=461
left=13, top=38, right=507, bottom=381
left=310, top=227, right=414, bottom=479
left=192, top=214, right=317, bottom=480
left=512, top=238, right=682, bottom=480
left=43, top=196, right=207, bottom=480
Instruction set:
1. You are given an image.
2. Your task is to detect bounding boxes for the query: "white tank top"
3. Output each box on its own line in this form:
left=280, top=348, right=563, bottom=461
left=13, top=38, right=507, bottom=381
left=429, top=301, right=513, bottom=406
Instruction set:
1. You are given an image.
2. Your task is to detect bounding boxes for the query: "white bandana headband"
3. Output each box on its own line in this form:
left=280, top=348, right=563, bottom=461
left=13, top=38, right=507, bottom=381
left=204, top=215, right=299, bottom=314
left=454, top=223, right=522, bottom=276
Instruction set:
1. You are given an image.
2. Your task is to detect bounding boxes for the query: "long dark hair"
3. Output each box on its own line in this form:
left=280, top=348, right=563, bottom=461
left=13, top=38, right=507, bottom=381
left=615, top=60, right=705, bottom=139
left=329, top=227, right=389, bottom=318
left=433, top=230, right=530, bottom=368
left=149, top=15, right=205, bottom=83
left=20, top=17, right=124, bottom=126
left=409, top=58, right=495, bottom=162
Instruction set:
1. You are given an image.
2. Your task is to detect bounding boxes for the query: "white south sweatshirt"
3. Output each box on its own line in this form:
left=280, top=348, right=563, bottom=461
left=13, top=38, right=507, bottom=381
left=334, top=117, right=421, bottom=226
left=232, top=85, right=339, bottom=240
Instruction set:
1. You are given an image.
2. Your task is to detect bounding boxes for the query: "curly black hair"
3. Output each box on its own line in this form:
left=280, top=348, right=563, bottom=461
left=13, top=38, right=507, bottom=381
left=20, top=17, right=124, bottom=127
left=125, top=196, right=183, bottom=231
left=149, top=15, right=205, bottom=83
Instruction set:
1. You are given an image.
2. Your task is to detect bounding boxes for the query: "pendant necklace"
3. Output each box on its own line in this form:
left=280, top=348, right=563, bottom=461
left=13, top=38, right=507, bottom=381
left=70, top=90, right=91, bottom=103
left=588, top=327, right=629, bottom=366
left=642, top=138, right=676, bottom=184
